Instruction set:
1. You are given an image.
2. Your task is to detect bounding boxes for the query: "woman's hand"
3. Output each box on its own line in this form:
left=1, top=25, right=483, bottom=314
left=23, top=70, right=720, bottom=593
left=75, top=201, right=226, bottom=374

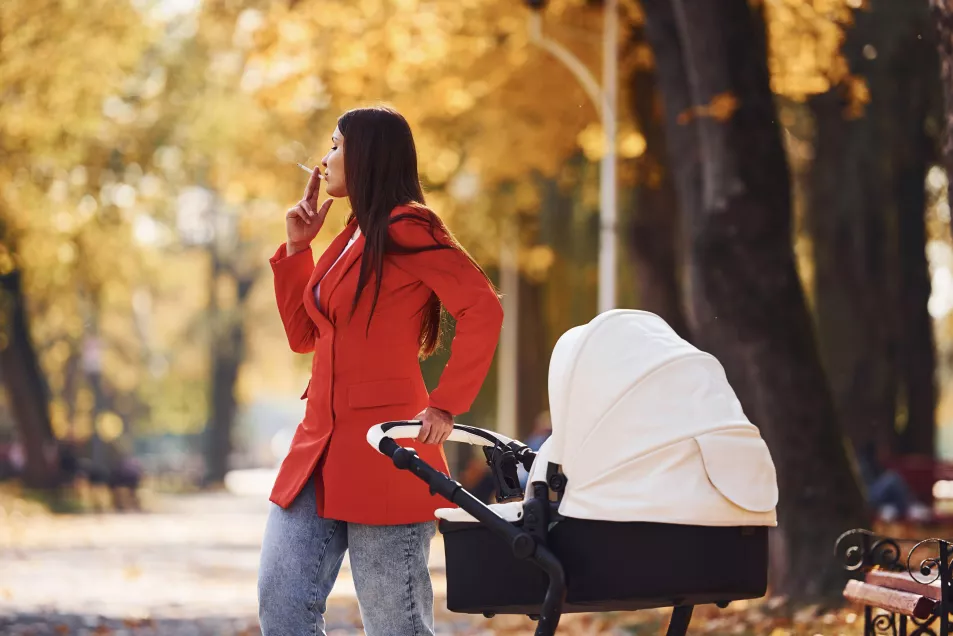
left=415, top=406, right=454, bottom=444
left=286, top=166, right=333, bottom=255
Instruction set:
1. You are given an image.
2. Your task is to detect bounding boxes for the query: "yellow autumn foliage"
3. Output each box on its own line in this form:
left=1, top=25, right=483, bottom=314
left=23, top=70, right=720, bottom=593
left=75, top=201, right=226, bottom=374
left=0, top=0, right=862, bottom=438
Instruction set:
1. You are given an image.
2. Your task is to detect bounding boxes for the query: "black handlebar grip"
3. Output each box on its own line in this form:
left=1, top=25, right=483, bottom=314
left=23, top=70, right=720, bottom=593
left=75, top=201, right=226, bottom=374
left=379, top=436, right=400, bottom=458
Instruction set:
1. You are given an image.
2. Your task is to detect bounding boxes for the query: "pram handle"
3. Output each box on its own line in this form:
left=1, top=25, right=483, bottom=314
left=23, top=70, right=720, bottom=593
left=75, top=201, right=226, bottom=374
left=373, top=434, right=566, bottom=636
left=367, top=421, right=521, bottom=450
left=367, top=421, right=536, bottom=477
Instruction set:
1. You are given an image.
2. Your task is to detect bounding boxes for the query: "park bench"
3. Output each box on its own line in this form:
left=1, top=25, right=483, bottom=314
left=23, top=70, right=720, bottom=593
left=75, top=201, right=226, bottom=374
left=836, top=529, right=953, bottom=635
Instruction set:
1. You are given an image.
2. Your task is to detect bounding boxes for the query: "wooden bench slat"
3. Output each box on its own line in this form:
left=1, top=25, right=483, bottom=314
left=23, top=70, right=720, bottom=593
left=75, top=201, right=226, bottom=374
left=866, top=570, right=943, bottom=602
left=844, top=580, right=938, bottom=620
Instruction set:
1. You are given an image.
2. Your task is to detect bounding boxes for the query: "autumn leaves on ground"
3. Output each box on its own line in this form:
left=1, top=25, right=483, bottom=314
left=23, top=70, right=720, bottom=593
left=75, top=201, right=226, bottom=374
left=0, top=486, right=870, bottom=636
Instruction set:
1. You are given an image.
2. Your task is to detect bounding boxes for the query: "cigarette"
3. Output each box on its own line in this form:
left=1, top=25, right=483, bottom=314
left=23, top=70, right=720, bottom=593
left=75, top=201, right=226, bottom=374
left=297, top=163, right=324, bottom=179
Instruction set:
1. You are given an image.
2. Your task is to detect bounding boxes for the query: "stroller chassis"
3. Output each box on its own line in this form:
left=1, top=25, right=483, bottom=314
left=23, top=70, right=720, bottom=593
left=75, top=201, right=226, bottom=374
left=372, top=422, right=700, bottom=636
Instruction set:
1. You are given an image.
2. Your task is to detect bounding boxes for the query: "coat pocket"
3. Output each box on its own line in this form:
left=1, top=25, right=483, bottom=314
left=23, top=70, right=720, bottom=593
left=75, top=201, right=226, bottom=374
left=347, top=378, right=414, bottom=410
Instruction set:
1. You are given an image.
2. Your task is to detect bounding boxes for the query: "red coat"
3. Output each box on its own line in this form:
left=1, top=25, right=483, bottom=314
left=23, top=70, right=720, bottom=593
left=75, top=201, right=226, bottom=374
left=268, top=205, right=503, bottom=525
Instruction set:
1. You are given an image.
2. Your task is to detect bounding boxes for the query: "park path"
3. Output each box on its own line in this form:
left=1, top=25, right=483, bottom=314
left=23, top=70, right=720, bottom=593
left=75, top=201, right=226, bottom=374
left=0, top=490, right=524, bottom=635
left=0, top=489, right=820, bottom=635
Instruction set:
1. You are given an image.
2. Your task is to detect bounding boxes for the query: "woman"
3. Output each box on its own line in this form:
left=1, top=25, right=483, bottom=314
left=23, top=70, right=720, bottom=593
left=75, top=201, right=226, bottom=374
left=258, top=106, right=503, bottom=636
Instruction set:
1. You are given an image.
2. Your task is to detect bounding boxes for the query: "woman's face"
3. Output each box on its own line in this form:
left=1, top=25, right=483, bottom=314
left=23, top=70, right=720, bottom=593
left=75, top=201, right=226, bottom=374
left=321, top=127, right=347, bottom=198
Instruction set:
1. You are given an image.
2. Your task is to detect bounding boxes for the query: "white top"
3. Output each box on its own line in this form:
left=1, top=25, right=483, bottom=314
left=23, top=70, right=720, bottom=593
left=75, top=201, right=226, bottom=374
left=314, top=230, right=360, bottom=311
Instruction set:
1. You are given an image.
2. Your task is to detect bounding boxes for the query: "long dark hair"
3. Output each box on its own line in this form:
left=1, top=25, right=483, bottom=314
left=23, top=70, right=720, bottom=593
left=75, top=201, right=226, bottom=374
left=338, top=106, right=493, bottom=358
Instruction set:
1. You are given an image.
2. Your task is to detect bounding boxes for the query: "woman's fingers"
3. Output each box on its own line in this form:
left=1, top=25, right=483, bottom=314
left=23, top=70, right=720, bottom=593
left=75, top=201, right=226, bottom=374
left=437, top=424, right=452, bottom=444
left=285, top=198, right=330, bottom=231
left=287, top=204, right=310, bottom=225
left=414, top=407, right=453, bottom=444
left=315, top=198, right=334, bottom=222
left=307, top=170, right=324, bottom=208
left=426, top=419, right=443, bottom=444
left=303, top=166, right=321, bottom=201
left=416, top=420, right=431, bottom=443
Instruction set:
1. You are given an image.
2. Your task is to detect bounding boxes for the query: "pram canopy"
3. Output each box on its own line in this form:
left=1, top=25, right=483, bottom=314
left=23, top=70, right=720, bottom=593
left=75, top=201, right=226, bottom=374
left=437, top=309, right=777, bottom=527
left=537, top=309, right=778, bottom=526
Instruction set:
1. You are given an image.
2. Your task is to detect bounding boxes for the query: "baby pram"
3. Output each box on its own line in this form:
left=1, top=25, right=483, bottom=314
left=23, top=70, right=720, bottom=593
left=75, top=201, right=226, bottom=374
left=367, top=310, right=778, bottom=636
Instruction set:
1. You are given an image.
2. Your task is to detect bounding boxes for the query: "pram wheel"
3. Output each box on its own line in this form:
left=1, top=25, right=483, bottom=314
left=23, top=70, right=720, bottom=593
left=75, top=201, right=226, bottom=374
left=482, top=612, right=496, bottom=619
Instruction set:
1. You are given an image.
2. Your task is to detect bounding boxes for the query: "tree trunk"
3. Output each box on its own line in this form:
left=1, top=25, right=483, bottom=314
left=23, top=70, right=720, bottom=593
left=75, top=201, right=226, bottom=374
left=895, top=115, right=936, bottom=456
left=642, top=0, right=868, bottom=602
left=538, top=164, right=591, bottom=343
left=627, top=31, right=690, bottom=340
left=806, top=90, right=897, bottom=454
left=934, top=0, right=953, bottom=239
left=517, top=274, right=548, bottom=439
left=896, top=156, right=937, bottom=457
left=894, top=13, right=938, bottom=456
left=204, top=254, right=254, bottom=487
left=206, top=338, right=241, bottom=485
left=809, top=0, right=937, bottom=457
left=82, top=304, right=110, bottom=468
left=0, top=269, right=60, bottom=488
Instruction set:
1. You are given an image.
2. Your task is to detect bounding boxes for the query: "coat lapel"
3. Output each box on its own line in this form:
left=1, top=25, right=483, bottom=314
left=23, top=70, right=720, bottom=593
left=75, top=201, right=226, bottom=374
left=303, top=219, right=360, bottom=325
left=317, top=226, right=365, bottom=319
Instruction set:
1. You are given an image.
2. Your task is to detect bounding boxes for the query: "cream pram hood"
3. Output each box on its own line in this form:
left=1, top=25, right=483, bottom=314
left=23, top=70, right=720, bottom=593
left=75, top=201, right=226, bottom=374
left=529, top=309, right=778, bottom=526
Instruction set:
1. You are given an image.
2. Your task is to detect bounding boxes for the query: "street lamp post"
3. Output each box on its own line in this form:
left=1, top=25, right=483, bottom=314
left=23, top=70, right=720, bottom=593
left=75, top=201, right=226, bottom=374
left=525, top=0, right=618, bottom=313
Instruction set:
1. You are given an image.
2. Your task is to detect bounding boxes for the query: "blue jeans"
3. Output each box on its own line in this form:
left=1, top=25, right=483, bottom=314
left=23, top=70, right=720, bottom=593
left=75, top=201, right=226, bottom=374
left=258, top=477, right=437, bottom=635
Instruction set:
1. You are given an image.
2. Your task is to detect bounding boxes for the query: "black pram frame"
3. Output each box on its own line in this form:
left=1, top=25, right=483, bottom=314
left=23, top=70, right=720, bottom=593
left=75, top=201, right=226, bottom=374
left=372, top=421, right=769, bottom=636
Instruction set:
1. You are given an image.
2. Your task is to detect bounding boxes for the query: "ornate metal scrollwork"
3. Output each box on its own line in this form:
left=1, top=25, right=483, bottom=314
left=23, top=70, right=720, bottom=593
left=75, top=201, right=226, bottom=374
left=910, top=613, right=941, bottom=636
left=835, top=529, right=904, bottom=572
left=870, top=612, right=898, bottom=636
left=906, top=538, right=951, bottom=586
left=836, top=528, right=877, bottom=571
left=870, top=538, right=906, bottom=571
left=836, top=531, right=953, bottom=636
